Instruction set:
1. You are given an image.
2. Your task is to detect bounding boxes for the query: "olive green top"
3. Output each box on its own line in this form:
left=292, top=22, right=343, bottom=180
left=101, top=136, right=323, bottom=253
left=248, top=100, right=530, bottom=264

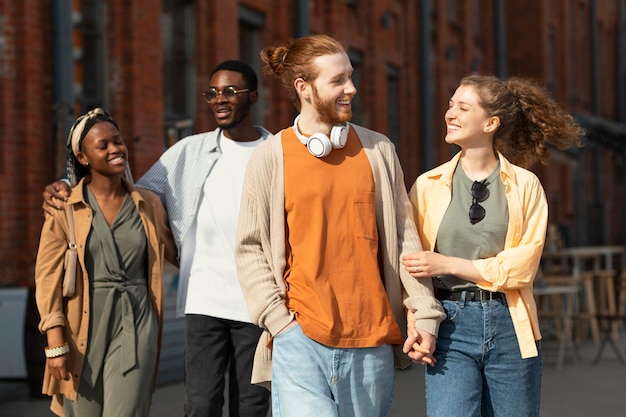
left=434, top=160, right=509, bottom=291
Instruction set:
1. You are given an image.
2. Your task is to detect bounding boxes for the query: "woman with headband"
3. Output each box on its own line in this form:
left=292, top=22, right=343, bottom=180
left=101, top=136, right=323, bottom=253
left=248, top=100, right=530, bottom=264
left=35, top=108, right=177, bottom=417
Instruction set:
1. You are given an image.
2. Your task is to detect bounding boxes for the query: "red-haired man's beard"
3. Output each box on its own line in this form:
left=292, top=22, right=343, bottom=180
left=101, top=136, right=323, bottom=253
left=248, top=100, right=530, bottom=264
left=312, top=86, right=352, bottom=126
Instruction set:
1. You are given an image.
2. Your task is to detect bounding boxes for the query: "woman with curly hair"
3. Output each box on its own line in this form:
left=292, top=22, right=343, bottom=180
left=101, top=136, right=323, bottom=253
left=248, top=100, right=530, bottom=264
left=402, top=75, right=584, bottom=417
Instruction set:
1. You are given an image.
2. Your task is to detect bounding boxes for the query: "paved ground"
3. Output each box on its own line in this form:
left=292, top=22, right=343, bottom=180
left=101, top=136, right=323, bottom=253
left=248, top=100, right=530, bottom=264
left=1, top=331, right=625, bottom=416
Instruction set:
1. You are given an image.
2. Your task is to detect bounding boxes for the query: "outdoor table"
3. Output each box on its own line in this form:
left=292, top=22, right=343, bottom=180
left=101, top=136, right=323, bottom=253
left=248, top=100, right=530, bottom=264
left=541, top=245, right=625, bottom=344
left=534, top=283, right=580, bottom=369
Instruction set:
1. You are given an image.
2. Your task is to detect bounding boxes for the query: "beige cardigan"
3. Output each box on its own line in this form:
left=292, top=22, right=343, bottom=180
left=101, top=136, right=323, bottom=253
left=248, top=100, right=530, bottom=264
left=235, top=124, right=445, bottom=387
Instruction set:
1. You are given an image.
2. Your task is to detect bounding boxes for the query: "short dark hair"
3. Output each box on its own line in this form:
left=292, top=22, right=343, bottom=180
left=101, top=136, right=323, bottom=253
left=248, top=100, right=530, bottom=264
left=210, top=60, right=258, bottom=91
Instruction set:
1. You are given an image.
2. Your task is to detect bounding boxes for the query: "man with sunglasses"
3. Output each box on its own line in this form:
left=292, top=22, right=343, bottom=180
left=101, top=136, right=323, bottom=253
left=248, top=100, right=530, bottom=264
left=42, top=60, right=271, bottom=417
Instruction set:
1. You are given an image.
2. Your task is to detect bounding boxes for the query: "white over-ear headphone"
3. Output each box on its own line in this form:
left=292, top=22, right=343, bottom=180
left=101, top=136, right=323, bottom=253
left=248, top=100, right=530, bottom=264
left=293, top=115, right=349, bottom=157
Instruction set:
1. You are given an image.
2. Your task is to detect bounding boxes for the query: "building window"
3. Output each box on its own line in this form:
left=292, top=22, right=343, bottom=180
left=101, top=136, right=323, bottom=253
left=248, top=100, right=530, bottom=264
left=578, top=2, right=589, bottom=109
left=347, top=50, right=362, bottom=125
left=162, top=0, right=194, bottom=144
left=76, top=0, right=105, bottom=112
left=448, top=0, right=457, bottom=24
left=567, top=5, right=577, bottom=107
left=471, top=0, right=480, bottom=37
left=387, top=65, right=399, bottom=148
left=547, top=26, right=555, bottom=94
left=239, top=5, right=265, bottom=126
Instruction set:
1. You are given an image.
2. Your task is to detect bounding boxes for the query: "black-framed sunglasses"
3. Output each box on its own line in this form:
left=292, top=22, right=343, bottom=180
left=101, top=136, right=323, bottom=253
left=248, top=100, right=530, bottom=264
left=202, top=86, right=250, bottom=102
left=469, top=180, right=490, bottom=224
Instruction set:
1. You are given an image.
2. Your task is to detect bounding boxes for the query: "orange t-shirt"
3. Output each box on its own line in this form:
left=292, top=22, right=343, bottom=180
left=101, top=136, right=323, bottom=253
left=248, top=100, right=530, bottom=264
left=282, top=126, right=402, bottom=348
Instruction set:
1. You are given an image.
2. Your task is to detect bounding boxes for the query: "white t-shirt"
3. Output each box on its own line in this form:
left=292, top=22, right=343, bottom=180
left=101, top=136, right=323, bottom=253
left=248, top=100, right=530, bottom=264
left=184, top=135, right=264, bottom=321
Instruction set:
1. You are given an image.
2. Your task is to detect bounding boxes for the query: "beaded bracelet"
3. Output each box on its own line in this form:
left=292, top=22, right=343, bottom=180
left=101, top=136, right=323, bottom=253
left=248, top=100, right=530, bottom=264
left=44, top=342, right=70, bottom=358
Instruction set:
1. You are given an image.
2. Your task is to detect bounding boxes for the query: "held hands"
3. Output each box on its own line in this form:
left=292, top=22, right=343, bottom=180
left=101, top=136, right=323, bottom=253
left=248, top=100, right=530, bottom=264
left=42, top=181, right=71, bottom=217
left=402, top=310, right=437, bottom=366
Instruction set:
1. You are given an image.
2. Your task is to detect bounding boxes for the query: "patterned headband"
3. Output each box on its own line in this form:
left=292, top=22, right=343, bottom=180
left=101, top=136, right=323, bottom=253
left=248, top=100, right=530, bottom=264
left=65, top=108, right=133, bottom=187
left=68, top=107, right=107, bottom=156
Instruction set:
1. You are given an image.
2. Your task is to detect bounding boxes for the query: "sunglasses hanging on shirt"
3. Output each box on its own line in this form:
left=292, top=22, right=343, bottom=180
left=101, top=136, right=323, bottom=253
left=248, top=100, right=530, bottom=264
left=469, top=180, right=490, bottom=224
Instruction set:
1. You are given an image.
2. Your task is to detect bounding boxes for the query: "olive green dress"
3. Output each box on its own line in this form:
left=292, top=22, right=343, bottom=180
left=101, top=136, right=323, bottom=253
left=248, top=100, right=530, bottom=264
left=64, top=186, right=158, bottom=417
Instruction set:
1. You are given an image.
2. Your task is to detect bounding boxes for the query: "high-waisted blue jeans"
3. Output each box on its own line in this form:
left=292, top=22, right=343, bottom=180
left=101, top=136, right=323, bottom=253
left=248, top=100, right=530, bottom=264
left=425, top=293, right=542, bottom=417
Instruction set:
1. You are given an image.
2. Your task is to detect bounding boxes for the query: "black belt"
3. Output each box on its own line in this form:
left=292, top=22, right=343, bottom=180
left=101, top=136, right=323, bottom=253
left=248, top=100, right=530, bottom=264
left=437, top=289, right=505, bottom=302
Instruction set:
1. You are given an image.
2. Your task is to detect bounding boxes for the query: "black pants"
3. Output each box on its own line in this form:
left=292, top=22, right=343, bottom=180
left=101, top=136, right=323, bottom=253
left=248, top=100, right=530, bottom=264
left=184, top=315, right=270, bottom=417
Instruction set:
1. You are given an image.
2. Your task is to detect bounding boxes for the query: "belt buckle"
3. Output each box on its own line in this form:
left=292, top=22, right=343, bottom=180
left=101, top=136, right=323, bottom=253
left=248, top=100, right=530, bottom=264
left=479, top=290, right=493, bottom=302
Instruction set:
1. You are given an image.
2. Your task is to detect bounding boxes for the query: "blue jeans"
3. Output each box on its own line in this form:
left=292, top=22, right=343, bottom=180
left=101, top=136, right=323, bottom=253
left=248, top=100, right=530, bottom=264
left=271, top=322, right=395, bottom=417
left=184, top=315, right=270, bottom=417
left=425, top=294, right=542, bottom=417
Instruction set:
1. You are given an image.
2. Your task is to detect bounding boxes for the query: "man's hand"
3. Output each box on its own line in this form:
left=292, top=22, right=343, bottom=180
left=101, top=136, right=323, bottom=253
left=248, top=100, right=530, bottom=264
left=42, top=181, right=71, bottom=217
left=402, top=310, right=437, bottom=366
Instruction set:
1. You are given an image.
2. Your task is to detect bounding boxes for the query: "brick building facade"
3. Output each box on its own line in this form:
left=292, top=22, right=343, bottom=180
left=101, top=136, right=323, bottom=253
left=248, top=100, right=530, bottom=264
left=1, top=0, right=625, bottom=289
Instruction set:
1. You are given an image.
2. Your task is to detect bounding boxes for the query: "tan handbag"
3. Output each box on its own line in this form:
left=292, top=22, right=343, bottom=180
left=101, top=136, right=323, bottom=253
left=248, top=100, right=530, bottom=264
left=63, top=204, right=77, bottom=297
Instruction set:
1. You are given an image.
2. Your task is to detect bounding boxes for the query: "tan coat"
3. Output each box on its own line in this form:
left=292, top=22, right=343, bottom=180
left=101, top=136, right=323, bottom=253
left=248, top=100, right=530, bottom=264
left=35, top=177, right=177, bottom=416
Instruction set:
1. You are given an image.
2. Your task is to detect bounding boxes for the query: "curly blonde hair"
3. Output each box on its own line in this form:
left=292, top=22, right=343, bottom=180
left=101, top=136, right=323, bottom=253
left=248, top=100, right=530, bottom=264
left=260, top=34, right=346, bottom=111
left=461, top=75, right=584, bottom=168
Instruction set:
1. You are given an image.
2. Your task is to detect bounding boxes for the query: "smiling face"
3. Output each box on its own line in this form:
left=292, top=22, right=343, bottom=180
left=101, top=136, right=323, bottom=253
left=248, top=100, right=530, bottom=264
left=207, top=70, right=257, bottom=131
left=76, top=121, right=127, bottom=178
left=445, top=84, right=498, bottom=148
left=308, top=52, right=357, bottom=125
